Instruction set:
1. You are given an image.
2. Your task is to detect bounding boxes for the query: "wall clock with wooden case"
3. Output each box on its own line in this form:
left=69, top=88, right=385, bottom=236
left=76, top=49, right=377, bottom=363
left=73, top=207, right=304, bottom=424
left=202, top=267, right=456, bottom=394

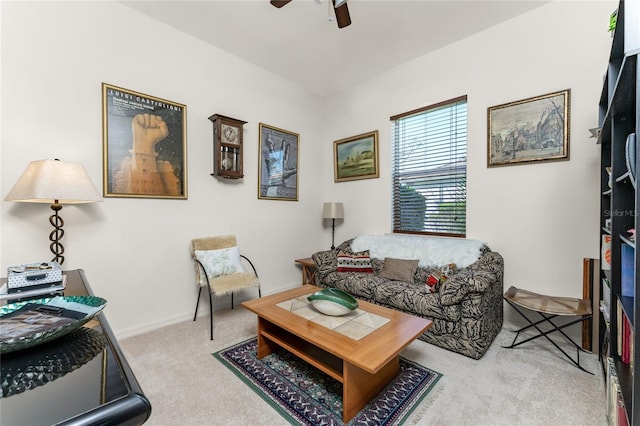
left=208, top=114, right=247, bottom=179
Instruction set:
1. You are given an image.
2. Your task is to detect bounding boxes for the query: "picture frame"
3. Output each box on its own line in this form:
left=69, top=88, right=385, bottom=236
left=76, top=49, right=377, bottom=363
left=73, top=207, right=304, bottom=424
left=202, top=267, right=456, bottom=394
left=334, top=130, right=379, bottom=182
left=102, top=83, right=187, bottom=199
left=258, top=123, right=299, bottom=201
left=487, top=89, right=570, bottom=168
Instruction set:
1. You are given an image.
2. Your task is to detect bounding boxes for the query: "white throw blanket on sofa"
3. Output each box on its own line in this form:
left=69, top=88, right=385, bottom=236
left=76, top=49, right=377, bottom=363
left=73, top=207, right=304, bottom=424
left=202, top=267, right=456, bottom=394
left=351, top=234, right=487, bottom=268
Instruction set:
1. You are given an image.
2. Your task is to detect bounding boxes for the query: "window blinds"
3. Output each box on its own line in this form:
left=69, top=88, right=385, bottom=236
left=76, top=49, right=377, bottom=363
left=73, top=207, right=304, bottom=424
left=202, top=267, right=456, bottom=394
left=391, top=96, right=467, bottom=236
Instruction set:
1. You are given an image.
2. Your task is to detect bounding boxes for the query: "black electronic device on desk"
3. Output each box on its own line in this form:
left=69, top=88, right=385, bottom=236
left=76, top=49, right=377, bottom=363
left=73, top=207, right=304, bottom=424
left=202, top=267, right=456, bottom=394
left=0, top=269, right=152, bottom=426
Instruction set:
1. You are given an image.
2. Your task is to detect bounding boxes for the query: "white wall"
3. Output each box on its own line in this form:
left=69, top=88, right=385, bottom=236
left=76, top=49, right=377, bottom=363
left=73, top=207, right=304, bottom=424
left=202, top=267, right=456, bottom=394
left=1, top=0, right=616, bottom=337
left=322, top=0, right=615, bottom=313
left=1, top=1, right=328, bottom=336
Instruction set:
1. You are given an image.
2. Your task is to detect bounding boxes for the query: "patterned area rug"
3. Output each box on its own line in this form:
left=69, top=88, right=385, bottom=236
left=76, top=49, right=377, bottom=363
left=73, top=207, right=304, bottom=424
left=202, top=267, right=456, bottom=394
left=214, top=337, right=441, bottom=425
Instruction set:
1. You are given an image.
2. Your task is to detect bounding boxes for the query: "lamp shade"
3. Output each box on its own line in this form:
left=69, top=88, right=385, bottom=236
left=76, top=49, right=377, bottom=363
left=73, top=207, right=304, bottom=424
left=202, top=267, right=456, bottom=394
left=322, top=202, right=344, bottom=219
left=4, top=159, right=102, bottom=204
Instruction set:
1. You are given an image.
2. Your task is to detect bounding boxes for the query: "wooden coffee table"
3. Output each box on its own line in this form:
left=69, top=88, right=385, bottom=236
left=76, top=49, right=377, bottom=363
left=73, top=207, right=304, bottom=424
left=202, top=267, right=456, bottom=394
left=241, top=285, right=432, bottom=422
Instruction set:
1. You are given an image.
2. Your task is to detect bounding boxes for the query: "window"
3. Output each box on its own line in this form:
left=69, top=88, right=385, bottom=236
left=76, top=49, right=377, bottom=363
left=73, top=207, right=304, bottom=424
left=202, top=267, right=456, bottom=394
left=391, top=96, right=467, bottom=236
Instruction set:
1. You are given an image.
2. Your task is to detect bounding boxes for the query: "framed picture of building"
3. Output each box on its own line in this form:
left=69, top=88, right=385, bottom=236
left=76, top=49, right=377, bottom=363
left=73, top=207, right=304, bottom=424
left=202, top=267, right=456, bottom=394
left=334, top=130, right=379, bottom=182
left=102, top=83, right=187, bottom=198
left=258, top=123, right=299, bottom=201
left=487, top=89, right=570, bottom=167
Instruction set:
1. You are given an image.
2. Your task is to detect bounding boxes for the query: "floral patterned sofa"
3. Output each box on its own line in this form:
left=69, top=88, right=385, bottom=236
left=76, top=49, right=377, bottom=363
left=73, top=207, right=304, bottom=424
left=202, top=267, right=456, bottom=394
left=311, top=234, right=504, bottom=359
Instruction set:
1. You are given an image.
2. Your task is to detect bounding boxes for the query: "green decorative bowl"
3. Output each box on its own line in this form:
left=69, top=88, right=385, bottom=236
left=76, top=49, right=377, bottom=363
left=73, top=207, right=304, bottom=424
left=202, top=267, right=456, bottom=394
left=308, top=288, right=358, bottom=316
left=0, top=295, right=107, bottom=354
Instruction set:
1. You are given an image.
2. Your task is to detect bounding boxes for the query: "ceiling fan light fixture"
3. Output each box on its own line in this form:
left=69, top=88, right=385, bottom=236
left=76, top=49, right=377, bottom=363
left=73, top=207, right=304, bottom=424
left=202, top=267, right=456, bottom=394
left=270, top=0, right=292, bottom=8
left=270, top=0, right=351, bottom=29
left=333, top=0, right=351, bottom=28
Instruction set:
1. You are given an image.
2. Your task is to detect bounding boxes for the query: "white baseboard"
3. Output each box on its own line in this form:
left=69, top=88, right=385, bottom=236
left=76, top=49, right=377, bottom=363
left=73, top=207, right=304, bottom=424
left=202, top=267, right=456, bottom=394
left=115, top=283, right=300, bottom=340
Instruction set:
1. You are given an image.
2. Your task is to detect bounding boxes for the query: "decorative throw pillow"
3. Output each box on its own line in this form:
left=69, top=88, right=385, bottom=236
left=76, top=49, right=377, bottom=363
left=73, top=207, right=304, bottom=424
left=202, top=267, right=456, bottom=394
left=194, top=246, right=246, bottom=279
left=426, top=263, right=457, bottom=293
left=378, top=258, right=419, bottom=283
left=336, top=250, right=373, bottom=273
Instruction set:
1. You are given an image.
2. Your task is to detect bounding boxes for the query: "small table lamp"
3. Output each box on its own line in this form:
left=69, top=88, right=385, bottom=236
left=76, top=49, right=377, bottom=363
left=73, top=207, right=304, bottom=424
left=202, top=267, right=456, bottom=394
left=4, top=159, right=102, bottom=265
left=322, top=202, right=344, bottom=250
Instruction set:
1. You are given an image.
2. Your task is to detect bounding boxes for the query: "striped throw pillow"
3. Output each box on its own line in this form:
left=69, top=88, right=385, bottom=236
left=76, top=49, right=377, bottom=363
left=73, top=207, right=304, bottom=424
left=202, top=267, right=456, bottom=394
left=336, top=250, right=373, bottom=273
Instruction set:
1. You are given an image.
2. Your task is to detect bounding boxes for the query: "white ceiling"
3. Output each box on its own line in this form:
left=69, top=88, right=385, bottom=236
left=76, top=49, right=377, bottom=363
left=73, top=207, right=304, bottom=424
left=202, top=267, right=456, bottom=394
left=122, top=0, right=547, bottom=97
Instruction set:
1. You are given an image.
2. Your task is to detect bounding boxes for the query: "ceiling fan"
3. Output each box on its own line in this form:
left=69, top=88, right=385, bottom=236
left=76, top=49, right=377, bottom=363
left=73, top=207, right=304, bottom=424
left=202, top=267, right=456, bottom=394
left=270, top=0, right=352, bottom=29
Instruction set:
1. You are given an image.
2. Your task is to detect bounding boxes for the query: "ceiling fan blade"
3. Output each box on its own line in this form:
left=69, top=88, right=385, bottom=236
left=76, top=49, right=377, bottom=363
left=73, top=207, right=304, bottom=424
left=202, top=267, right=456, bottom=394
left=270, top=0, right=292, bottom=8
left=332, top=0, right=351, bottom=28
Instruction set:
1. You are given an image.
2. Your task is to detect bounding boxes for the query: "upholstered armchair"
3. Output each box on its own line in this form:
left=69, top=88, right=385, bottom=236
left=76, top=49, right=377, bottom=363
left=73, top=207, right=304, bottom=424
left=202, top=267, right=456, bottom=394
left=191, top=235, right=261, bottom=339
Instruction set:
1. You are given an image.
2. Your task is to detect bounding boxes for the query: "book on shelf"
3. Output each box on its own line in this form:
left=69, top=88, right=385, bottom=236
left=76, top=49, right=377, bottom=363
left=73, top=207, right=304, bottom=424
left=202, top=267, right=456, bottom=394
left=622, top=314, right=630, bottom=364
left=606, top=357, right=615, bottom=420
left=618, top=398, right=629, bottom=426
left=616, top=306, right=634, bottom=366
left=606, top=359, right=629, bottom=426
left=601, top=300, right=611, bottom=324
left=602, top=234, right=612, bottom=270
left=617, top=300, right=623, bottom=358
left=621, top=244, right=634, bottom=297
left=607, top=358, right=619, bottom=425
left=602, top=329, right=610, bottom=363
left=624, top=313, right=628, bottom=363
left=602, top=275, right=612, bottom=325
left=603, top=277, right=611, bottom=311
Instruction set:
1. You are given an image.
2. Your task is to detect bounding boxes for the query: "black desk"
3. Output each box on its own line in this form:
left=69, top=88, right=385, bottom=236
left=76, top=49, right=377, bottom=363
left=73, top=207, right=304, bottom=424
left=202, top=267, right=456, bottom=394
left=0, top=269, right=152, bottom=425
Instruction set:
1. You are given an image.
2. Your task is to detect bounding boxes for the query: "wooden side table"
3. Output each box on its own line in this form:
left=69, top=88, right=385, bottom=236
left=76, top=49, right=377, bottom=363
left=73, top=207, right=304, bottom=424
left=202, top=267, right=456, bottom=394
left=294, top=258, right=316, bottom=285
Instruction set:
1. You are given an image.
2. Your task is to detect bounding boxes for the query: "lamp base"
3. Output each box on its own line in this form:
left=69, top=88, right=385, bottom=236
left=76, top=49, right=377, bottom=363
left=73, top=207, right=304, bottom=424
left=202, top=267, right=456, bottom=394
left=331, top=218, right=336, bottom=250
left=49, top=202, right=65, bottom=265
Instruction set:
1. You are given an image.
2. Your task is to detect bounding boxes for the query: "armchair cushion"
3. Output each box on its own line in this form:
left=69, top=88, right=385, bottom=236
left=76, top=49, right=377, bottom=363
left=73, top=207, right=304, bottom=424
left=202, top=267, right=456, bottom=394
left=207, top=272, right=259, bottom=296
left=194, top=246, right=246, bottom=279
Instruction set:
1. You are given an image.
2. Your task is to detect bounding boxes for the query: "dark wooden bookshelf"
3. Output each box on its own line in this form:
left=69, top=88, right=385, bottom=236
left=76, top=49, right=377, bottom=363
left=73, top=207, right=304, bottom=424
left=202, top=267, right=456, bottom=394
left=598, top=1, right=640, bottom=424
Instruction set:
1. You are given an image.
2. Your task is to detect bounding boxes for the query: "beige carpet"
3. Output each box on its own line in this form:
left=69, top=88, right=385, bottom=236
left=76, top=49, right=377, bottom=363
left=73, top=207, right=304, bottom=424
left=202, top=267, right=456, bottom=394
left=120, top=307, right=606, bottom=425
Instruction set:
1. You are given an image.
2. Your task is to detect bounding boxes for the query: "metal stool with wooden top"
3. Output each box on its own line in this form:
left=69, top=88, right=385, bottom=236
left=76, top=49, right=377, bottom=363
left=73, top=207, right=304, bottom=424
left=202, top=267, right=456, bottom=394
left=503, top=285, right=593, bottom=374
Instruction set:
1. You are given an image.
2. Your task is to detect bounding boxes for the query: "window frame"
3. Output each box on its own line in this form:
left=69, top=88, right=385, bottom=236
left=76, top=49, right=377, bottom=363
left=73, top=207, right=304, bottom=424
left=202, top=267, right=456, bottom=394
left=390, top=95, right=468, bottom=237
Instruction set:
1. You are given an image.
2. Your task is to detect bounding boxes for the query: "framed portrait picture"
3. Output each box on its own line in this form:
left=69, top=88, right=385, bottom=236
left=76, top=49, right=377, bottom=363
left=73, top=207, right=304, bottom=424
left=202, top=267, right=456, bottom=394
left=258, top=123, right=299, bottom=201
left=102, top=83, right=187, bottom=198
left=334, top=130, right=379, bottom=182
left=487, top=89, right=570, bottom=168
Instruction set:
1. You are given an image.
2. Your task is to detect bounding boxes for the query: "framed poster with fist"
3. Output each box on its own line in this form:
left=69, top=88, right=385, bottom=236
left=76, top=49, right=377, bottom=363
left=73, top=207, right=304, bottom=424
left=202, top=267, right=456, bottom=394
left=102, top=83, right=187, bottom=199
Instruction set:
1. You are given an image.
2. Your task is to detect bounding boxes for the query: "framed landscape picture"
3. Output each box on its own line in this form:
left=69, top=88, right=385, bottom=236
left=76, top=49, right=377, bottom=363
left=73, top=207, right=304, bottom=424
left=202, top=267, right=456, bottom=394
left=487, top=89, right=570, bottom=167
left=334, top=130, right=379, bottom=182
left=258, top=123, right=299, bottom=201
left=102, top=83, right=187, bottom=198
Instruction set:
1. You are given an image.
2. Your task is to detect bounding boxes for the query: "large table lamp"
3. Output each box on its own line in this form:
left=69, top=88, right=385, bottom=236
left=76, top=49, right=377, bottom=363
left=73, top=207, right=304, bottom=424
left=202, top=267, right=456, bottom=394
left=4, top=159, right=102, bottom=265
left=322, top=202, right=344, bottom=250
